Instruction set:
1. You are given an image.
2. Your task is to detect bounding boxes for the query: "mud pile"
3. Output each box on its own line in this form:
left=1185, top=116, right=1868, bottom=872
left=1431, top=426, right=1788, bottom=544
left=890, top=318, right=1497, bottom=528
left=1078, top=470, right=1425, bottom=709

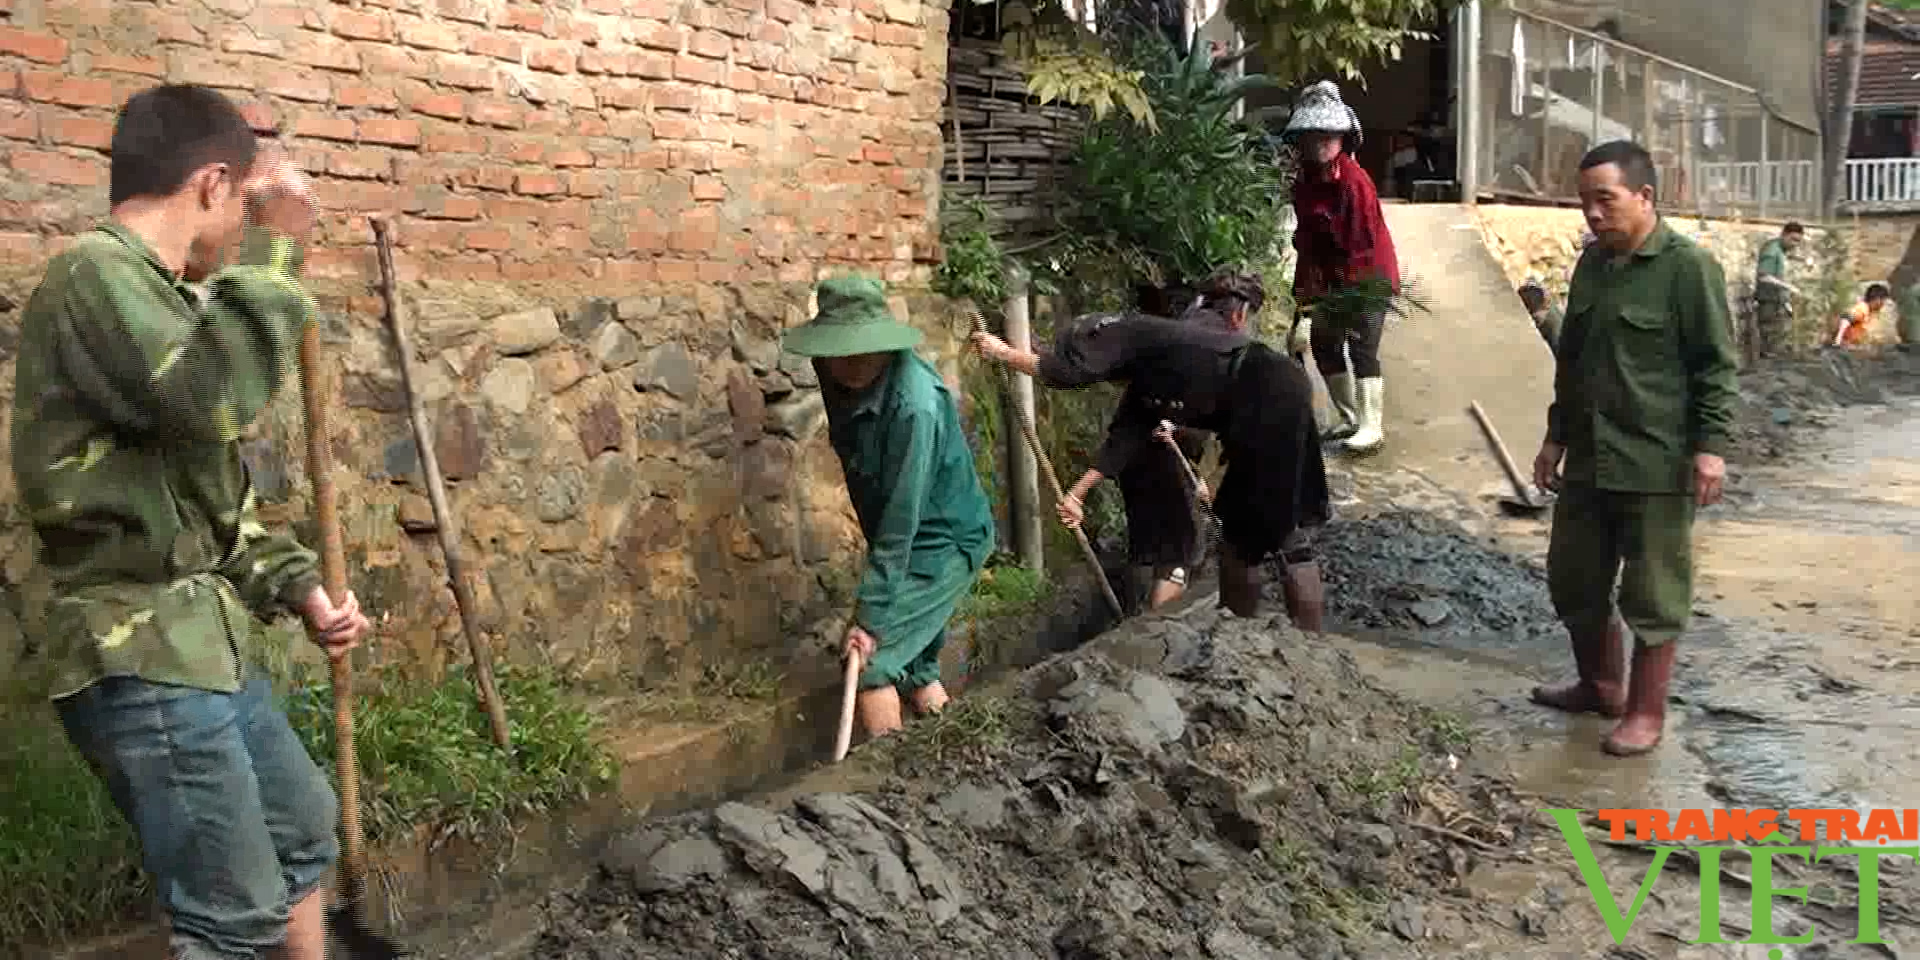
left=526, top=605, right=1531, bottom=960
left=1734, top=348, right=1920, bottom=462
left=1314, top=510, right=1560, bottom=647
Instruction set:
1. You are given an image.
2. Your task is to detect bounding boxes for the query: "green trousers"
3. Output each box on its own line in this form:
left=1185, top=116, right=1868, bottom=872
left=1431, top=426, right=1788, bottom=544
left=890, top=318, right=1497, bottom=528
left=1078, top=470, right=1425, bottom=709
left=1546, top=485, right=1697, bottom=646
left=857, top=550, right=978, bottom=693
left=1754, top=300, right=1792, bottom=356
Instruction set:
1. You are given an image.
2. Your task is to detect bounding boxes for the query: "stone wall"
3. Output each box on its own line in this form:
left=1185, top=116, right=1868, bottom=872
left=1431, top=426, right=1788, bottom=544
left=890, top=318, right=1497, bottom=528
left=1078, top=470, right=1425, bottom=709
left=1473, top=205, right=1916, bottom=346
left=0, top=0, right=960, bottom=684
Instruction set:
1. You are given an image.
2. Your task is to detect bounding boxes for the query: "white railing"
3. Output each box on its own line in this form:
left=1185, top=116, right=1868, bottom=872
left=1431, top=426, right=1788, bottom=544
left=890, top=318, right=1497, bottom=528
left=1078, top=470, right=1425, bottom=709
left=1696, top=157, right=1920, bottom=212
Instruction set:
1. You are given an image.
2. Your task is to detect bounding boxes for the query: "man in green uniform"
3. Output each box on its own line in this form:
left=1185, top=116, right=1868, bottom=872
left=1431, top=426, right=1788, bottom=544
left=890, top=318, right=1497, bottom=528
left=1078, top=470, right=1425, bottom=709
left=10, top=85, right=371, bottom=959
left=1530, top=140, right=1738, bottom=757
left=783, top=275, right=996, bottom=740
left=1752, top=221, right=1804, bottom=359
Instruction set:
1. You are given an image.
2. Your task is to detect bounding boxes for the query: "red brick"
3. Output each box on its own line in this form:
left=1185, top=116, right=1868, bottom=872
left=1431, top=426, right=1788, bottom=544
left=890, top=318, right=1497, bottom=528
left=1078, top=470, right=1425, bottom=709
left=727, top=68, right=760, bottom=93
left=513, top=172, right=562, bottom=195
left=766, top=0, right=803, bottom=21
left=657, top=259, right=700, bottom=283
left=654, top=84, right=700, bottom=111
left=458, top=166, right=515, bottom=191
left=143, top=9, right=204, bottom=44
left=336, top=85, right=400, bottom=110
left=424, top=131, right=485, bottom=153
left=500, top=139, right=543, bottom=162
left=11, top=148, right=103, bottom=186
left=463, top=227, right=512, bottom=250
left=217, top=27, right=281, bottom=56
left=91, top=54, right=165, bottom=78
left=0, top=27, right=70, bottom=65
left=423, top=193, right=483, bottom=219
left=548, top=148, right=594, bottom=167
left=0, top=231, right=43, bottom=262
left=634, top=22, right=683, bottom=51
left=437, top=0, right=490, bottom=25
left=265, top=71, right=333, bottom=103
left=294, top=113, right=357, bottom=142
left=48, top=111, right=113, bottom=150
left=21, top=73, right=118, bottom=109
left=45, top=0, right=112, bottom=28
left=692, top=175, right=727, bottom=201
left=469, top=33, right=522, bottom=63
left=329, top=148, right=391, bottom=179
left=578, top=47, right=619, bottom=75
left=331, top=9, right=394, bottom=41
left=628, top=51, right=673, bottom=79
left=358, top=45, right=432, bottom=81
left=437, top=55, right=495, bottom=90
left=584, top=0, right=623, bottom=13
left=876, top=23, right=919, bottom=46
left=689, top=31, right=731, bottom=59
left=0, top=103, right=37, bottom=140
left=862, top=144, right=896, bottom=165
left=288, top=34, right=362, bottom=71
left=360, top=117, right=421, bottom=147
left=566, top=171, right=607, bottom=197
left=398, top=19, right=464, bottom=52
left=528, top=44, right=575, bottom=74
left=467, top=98, right=523, bottom=128
left=409, top=92, right=466, bottom=120
left=674, top=56, right=722, bottom=87
left=501, top=7, right=546, bottom=32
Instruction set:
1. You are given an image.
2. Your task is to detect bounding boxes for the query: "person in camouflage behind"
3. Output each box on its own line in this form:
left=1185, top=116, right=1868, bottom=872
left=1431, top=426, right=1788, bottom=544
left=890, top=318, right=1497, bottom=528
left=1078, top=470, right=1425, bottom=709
left=9, top=85, right=371, bottom=959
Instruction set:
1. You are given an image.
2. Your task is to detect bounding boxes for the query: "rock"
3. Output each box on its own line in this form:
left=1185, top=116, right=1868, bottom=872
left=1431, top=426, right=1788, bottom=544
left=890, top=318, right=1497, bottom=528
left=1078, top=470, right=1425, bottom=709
left=1348, top=823, right=1397, bottom=857
left=634, top=342, right=697, bottom=400
left=731, top=323, right=781, bottom=374
left=591, top=321, right=642, bottom=371
left=490, top=307, right=562, bottom=356
left=1407, top=598, right=1451, bottom=627
left=727, top=369, right=766, bottom=441
left=533, top=349, right=593, bottom=395
left=615, top=295, right=661, bottom=325
left=480, top=359, right=537, bottom=414
left=413, top=299, right=485, bottom=345
left=780, top=350, right=819, bottom=388
left=535, top=467, right=586, bottom=523
left=433, top=402, right=486, bottom=481
left=1207, top=928, right=1287, bottom=960
left=1387, top=898, right=1424, bottom=941
left=936, top=782, right=1016, bottom=831
left=382, top=435, right=419, bottom=482
left=711, top=802, right=832, bottom=900
left=397, top=495, right=437, bottom=533
left=577, top=398, right=624, bottom=459
left=342, top=371, right=405, bottom=412
left=741, top=438, right=792, bottom=500
left=242, top=437, right=291, bottom=501
left=745, top=497, right=794, bottom=559
left=767, top=392, right=826, bottom=442
left=628, top=833, right=731, bottom=893
left=566, top=297, right=616, bottom=341
left=1771, top=406, right=1795, bottom=426
left=1047, top=662, right=1187, bottom=756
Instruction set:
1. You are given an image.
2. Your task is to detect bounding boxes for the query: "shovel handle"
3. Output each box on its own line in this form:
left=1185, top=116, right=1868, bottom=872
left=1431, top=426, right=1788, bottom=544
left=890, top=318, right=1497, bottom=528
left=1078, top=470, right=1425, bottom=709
left=1468, top=402, right=1535, bottom=503
left=832, top=651, right=861, bottom=763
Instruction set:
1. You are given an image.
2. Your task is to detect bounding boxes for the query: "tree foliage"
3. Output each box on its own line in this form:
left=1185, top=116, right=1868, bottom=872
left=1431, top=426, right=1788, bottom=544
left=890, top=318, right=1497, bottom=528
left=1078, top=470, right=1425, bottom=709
left=1224, top=0, right=1467, bottom=86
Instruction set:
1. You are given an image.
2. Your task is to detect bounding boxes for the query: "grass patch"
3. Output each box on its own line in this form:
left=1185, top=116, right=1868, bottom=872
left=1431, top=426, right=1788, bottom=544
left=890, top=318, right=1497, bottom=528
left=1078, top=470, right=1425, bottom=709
left=1266, top=834, right=1385, bottom=938
left=1417, top=707, right=1474, bottom=751
left=957, top=555, right=1052, bottom=620
left=284, top=663, right=617, bottom=846
left=1342, top=743, right=1424, bottom=802
left=0, top=707, right=148, bottom=946
left=867, top=694, right=1032, bottom=775
left=694, top=658, right=785, bottom=702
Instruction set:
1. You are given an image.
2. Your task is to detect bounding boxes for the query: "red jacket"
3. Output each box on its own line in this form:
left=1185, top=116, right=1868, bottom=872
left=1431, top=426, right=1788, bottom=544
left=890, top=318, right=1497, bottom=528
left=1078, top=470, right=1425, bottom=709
left=1290, top=152, right=1400, bottom=304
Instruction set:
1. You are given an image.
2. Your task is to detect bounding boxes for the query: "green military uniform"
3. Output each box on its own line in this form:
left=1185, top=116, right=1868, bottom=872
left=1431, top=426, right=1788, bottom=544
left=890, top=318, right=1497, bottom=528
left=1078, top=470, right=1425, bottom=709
left=12, top=223, right=322, bottom=699
left=1547, top=220, right=1739, bottom=646
left=1753, top=236, right=1792, bottom=357
left=787, top=276, right=995, bottom=695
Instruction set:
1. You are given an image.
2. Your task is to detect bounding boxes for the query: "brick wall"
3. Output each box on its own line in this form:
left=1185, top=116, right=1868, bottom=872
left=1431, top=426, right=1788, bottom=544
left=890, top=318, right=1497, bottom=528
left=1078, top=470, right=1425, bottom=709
left=0, top=0, right=960, bottom=683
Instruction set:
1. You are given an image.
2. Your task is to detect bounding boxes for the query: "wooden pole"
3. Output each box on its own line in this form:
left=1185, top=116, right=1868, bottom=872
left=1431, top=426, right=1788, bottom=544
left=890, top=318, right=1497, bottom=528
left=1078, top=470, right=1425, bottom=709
left=369, top=219, right=511, bottom=751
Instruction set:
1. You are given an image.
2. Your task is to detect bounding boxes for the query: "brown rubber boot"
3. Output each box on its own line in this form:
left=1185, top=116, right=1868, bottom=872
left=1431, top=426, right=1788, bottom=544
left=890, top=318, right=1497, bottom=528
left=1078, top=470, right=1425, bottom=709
left=1281, top=561, right=1325, bottom=633
left=1603, top=641, right=1678, bottom=756
left=1530, top=614, right=1628, bottom=717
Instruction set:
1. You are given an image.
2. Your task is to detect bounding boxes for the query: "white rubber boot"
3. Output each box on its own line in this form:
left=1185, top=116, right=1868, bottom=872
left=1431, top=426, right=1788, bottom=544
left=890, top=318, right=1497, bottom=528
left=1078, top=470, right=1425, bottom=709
left=1320, top=371, right=1359, bottom=442
left=1343, top=376, right=1385, bottom=453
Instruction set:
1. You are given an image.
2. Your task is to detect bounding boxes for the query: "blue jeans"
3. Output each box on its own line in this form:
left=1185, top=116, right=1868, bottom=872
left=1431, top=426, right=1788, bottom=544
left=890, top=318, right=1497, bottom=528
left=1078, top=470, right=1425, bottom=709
left=55, top=668, right=338, bottom=959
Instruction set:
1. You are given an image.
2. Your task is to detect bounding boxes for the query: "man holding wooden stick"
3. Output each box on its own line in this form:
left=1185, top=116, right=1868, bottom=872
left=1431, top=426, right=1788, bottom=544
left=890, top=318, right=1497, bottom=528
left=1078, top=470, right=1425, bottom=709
left=9, top=84, right=371, bottom=959
left=784, top=275, right=995, bottom=741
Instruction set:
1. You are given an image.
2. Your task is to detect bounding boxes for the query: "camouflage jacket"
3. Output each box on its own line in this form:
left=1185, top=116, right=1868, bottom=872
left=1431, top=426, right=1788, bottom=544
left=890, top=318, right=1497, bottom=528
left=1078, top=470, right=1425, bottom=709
left=10, top=222, right=321, bottom=698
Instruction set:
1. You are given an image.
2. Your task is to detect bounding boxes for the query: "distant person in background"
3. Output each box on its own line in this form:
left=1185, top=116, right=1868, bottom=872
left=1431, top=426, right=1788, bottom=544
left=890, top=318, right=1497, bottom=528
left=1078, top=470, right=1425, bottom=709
left=1385, top=130, right=1428, bottom=200
left=1285, top=80, right=1401, bottom=456
left=1517, top=276, right=1561, bottom=355
left=1753, top=221, right=1805, bottom=358
left=1835, top=282, right=1890, bottom=348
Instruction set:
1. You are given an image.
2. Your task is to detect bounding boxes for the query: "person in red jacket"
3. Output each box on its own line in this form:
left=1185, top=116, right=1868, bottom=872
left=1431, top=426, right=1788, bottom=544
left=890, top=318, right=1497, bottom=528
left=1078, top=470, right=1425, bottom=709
left=1286, top=80, right=1401, bottom=455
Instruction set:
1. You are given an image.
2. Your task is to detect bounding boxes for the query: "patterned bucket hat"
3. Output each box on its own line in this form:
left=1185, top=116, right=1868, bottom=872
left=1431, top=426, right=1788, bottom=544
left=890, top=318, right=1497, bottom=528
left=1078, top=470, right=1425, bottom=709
left=1282, top=80, right=1363, bottom=149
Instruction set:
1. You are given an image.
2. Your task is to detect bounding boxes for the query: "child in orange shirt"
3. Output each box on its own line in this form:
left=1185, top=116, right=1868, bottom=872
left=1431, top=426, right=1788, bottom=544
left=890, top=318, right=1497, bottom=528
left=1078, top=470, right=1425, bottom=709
left=1835, top=282, right=1890, bottom=348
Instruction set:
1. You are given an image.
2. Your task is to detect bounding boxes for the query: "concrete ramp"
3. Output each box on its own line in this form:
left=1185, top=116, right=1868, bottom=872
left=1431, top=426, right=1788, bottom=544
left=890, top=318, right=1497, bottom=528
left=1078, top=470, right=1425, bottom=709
left=1316, top=203, right=1557, bottom=500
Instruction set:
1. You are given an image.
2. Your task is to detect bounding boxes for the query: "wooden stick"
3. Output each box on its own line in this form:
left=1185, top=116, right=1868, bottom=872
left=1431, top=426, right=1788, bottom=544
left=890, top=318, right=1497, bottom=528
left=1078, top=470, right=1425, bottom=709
left=297, top=321, right=372, bottom=914
left=1467, top=401, right=1536, bottom=504
left=964, top=307, right=1125, bottom=618
left=369, top=220, right=511, bottom=751
left=832, top=651, right=861, bottom=763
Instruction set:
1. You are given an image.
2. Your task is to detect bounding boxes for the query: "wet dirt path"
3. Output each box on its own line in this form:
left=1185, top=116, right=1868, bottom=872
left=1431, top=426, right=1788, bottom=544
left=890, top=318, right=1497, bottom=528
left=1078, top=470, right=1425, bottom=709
left=1321, top=395, right=1920, bottom=957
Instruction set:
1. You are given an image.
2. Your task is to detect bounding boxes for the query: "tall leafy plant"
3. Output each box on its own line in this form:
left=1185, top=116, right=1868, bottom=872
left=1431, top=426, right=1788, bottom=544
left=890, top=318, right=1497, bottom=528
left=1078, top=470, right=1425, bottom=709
left=1225, top=0, right=1466, bottom=86
left=1048, top=34, right=1287, bottom=295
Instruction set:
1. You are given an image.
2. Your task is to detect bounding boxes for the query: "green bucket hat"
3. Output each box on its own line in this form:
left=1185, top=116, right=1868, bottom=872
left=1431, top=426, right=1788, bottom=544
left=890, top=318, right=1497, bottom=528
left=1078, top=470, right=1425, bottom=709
left=782, top=274, right=924, bottom=358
